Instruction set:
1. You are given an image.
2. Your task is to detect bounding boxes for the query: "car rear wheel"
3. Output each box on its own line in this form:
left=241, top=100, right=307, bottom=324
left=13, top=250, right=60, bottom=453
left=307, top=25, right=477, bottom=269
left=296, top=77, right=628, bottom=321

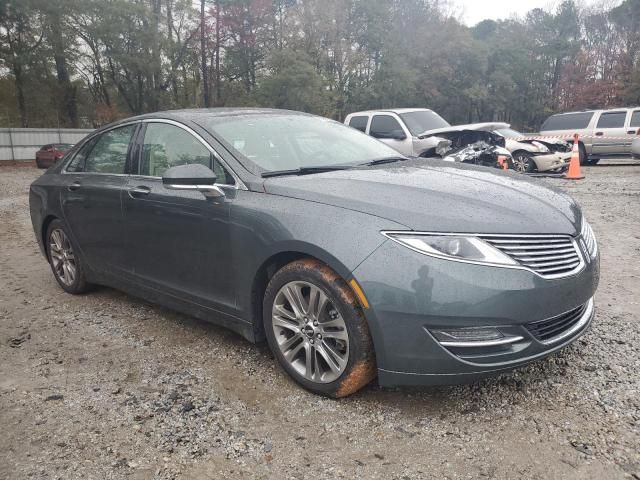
left=263, top=259, right=376, bottom=397
left=46, top=220, right=91, bottom=294
left=512, top=152, right=536, bottom=173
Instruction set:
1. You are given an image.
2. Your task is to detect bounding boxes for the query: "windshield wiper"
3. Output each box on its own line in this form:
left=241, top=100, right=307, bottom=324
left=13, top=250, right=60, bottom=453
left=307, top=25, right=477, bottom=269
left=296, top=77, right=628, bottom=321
left=261, top=165, right=352, bottom=178
left=358, top=156, right=407, bottom=166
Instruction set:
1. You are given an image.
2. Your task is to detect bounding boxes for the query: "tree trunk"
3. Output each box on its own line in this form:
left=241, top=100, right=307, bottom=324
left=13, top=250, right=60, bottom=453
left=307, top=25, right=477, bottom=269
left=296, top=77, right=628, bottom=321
left=214, top=0, right=221, bottom=105
left=13, top=61, right=27, bottom=127
left=201, top=0, right=210, bottom=107
left=50, top=13, right=78, bottom=127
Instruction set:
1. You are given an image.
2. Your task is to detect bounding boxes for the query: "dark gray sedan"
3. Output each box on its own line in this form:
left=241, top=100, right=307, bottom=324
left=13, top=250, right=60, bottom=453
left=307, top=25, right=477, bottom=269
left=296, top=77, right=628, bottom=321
left=29, top=109, right=600, bottom=397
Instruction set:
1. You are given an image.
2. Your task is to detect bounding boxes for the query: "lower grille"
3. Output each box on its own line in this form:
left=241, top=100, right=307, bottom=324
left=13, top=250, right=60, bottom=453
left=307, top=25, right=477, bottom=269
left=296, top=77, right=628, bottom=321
left=479, top=235, right=583, bottom=278
left=525, top=302, right=589, bottom=343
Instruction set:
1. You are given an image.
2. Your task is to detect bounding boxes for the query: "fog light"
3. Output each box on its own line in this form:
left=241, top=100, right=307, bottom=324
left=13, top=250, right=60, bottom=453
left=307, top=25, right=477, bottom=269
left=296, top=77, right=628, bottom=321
left=430, top=327, right=523, bottom=348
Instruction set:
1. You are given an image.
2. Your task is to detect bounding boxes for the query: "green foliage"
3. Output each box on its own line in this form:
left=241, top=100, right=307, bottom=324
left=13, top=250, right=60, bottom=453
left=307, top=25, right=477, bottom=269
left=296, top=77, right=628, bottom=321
left=0, top=0, right=638, bottom=129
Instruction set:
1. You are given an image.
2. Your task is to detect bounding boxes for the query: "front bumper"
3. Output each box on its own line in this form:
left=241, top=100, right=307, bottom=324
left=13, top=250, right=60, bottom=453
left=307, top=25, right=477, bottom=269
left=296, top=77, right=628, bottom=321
left=533, top=152, right=571, bottom=172
left=352, top=239, right=600, bottom=387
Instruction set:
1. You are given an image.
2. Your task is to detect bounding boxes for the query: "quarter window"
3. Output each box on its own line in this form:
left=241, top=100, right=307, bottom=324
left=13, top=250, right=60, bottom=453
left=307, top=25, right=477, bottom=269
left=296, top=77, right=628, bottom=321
left=81, top=125, right=136, bottom=174
left=348, top=116, right=369, bottom=132
left=369, top=115, right=404, bottom=139
left=141, top=123, right=233, bottom=184
left=596, top=112, right=626, bottom=129
left=630, top=111, right=640, bottom=128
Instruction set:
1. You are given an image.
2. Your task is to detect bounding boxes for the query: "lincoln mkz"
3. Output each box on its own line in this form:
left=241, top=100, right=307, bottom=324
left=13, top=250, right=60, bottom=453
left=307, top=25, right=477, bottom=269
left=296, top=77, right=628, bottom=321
left=30, top=109, right=600, bottom=397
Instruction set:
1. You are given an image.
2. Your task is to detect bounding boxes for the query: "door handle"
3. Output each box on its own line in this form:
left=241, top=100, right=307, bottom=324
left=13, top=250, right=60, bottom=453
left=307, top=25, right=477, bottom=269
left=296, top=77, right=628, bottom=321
left=68, top=181, right=81, bottom=191
left=628, top=130, right=637, bottom=135
left=595, top=132, right=604, bottom=136
left=128, top=185, right=151, bottom=197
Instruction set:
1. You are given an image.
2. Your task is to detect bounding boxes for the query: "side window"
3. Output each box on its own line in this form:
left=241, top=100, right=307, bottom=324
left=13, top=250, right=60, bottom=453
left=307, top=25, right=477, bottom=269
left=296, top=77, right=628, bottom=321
left=596, top=112, right=626, bottom=129
left=348, top=116, right=368, bottom=132
left=630, top=111, right=640, bottom=128
left=84, top=125, right=136, bottom=174
left=369, top=115, right=403, bottom=139
left=541, top=112, right=593, bottom=130
left=66, top=137, right=99, bottom=172
left=141, top=123, right=234, bottom=184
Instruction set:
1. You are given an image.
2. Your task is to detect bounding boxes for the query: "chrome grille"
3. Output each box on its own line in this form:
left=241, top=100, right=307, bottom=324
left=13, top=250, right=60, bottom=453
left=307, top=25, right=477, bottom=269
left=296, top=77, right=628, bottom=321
left=525, top=301, right=590, bottom=343
left=479, top=235, right=583, bottom=278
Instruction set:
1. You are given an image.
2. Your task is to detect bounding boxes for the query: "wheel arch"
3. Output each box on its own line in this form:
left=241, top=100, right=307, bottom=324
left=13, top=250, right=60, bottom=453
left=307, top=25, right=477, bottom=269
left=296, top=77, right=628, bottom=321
left=249, top=248, right=355, bottom=343
left=41, top=214, right=59, bottom=257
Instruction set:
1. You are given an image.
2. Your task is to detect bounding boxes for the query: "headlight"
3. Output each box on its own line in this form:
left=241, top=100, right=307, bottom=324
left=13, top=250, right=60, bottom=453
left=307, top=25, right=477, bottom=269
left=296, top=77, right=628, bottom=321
left=531, top=141, right=550, bottom=153
left=382, top=232, right=518, bottom=266
left=580, top=218, right=598, bottom=258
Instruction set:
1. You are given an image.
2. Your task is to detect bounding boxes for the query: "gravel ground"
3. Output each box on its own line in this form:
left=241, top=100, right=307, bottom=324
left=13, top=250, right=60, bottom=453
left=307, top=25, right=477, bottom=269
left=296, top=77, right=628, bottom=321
left=0, top=163, right=638, bottom=479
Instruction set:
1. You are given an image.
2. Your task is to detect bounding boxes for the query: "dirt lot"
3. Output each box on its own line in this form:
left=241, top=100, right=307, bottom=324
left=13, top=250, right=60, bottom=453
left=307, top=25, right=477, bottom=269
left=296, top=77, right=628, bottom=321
left=1, top=162, right=638, bottom=479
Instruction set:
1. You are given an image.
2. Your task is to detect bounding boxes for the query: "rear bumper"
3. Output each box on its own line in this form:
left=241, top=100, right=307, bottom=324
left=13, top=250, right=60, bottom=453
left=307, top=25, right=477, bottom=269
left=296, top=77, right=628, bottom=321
left=352, top=239, right=600, bottom=387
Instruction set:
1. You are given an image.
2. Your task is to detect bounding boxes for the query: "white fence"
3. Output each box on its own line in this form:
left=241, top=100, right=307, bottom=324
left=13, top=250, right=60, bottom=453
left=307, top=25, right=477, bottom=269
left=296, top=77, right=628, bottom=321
left=0, top=128, right=94, bottom=162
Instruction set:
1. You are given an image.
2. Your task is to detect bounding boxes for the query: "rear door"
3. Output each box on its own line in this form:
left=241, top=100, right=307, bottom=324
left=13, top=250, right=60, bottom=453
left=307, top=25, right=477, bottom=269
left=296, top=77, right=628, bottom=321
left=61, top=123, right=138, bottom=276
left=122, top=120, right=237, bottom=313
left=592, top=111, right=628, bottom=156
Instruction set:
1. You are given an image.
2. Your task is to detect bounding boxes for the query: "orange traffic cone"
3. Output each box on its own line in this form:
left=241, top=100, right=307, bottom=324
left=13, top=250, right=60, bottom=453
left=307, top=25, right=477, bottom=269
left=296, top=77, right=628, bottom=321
left=566, top=133, right=585, bottom=180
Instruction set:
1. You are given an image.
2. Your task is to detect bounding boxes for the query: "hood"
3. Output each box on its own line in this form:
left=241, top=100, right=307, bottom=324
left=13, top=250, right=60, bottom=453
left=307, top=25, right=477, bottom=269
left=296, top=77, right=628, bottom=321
left=506, top=137, right=570, bottom=154
left=262, top=159, right=581, bottom=235
left=419, top=122, right=510, bottom=138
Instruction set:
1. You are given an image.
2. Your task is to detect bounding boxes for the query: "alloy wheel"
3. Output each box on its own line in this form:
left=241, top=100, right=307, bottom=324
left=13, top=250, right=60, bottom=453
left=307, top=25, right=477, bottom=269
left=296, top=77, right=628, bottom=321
left=513, top=154, right=529, bottom=172
left=49, top=228, right=77, bottom=286
left=271, top=281, right=349, bottom=383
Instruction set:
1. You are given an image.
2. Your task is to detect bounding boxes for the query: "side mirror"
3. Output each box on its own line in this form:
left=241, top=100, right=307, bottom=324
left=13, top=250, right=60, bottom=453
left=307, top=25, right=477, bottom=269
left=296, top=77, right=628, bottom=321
left=390, top=129, right=407, bottom=141
left=162, top=163, right=225, bottom=198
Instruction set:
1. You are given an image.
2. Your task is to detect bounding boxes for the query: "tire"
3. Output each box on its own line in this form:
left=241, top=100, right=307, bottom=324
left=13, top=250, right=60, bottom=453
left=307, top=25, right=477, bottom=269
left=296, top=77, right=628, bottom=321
left=45, top=219, right=91, bottom=294
left=263, top=258, right=377, bottom=398
left=512, top=152, right=536, bottom=173
left=578, top=144, right=587, bottom=165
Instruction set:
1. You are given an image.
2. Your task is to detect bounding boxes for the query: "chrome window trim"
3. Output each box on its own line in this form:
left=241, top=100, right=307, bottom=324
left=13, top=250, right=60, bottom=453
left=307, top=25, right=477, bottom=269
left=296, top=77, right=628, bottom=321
left=439, top=336, right=525, bottom=348
left=381, top=231, right=586, bottom=280
left=139, top=118, right=247, bottom=191
left=62, top=121, right=141, bottom=175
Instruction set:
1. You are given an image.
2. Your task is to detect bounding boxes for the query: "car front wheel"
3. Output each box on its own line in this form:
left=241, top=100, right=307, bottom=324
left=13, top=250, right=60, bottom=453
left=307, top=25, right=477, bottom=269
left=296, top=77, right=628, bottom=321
left=263, top=259, right=376, bottom=397
left=512, top=152, right=536, bottom=173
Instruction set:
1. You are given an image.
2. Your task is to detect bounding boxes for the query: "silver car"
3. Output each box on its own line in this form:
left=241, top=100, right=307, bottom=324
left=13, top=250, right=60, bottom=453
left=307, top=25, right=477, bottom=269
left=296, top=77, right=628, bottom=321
left=540, top=107, right=640, bottom=165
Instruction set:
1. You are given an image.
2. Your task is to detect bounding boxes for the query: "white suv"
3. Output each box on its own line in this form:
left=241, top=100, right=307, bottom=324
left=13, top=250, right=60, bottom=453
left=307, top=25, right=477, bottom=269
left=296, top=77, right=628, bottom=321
left=540, top=108, right=640, bottom=165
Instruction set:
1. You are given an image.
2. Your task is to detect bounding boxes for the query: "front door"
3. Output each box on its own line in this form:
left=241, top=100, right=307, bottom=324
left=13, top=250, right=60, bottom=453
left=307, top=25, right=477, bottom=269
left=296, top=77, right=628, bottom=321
left=122, top=121, right=237, bottom=313
left=61, top=123, right=138, bottom=276
left=368, top=114, right=413, bottom=156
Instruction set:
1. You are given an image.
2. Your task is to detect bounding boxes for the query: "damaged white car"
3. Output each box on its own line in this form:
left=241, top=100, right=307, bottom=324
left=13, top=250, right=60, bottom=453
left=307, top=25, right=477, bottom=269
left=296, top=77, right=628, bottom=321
left=495, top=127, right=572, bottom=173
left=344, top=110, right=514, bottom=170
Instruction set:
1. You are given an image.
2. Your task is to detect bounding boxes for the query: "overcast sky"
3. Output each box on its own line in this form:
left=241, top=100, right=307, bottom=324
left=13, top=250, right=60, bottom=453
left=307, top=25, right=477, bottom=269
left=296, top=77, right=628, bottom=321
left=454, top=0, right=619, bottom=26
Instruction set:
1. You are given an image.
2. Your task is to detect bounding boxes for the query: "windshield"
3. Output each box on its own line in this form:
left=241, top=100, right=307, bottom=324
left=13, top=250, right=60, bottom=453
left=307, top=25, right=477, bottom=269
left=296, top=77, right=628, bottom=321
left=399, top=110, right=450, bottom=136
left=199, top=114, right=403, bottom=174
left=496, top=128, right=523, bottom=138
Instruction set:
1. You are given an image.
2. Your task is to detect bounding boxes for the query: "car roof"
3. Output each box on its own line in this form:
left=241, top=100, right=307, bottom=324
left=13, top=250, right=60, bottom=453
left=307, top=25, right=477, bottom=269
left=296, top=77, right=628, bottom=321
left=550, top=107, right=640, bottom=116
left=347, top=108, right=436, bottom=116
left=94, top=108, right=316, bottom=133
